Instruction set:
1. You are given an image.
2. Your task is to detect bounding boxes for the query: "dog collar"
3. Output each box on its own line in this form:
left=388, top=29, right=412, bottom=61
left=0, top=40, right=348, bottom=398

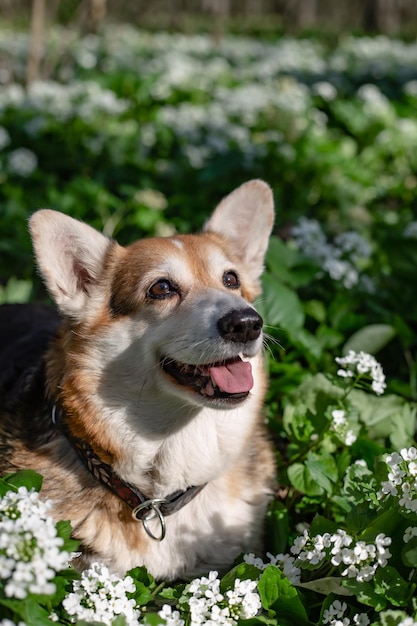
left=51, top=404, right=206, bottom=541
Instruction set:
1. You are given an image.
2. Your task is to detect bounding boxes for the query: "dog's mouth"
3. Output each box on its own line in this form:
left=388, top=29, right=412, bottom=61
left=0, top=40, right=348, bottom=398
left=161, top=355, right=253, bottom=402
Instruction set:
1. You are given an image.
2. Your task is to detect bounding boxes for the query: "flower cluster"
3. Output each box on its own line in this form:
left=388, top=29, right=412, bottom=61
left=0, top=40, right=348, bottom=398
left=290, top=529, right=392, bottom=582
left=244, top=552, right=301, bottom=584
left=335, top=350, right=386, bottom=395
left=322, top=599, right=370, bottom=626
left=62, top=562, right=140, bottom=625
left=291, top=218, right=371, bottom=289
left=0, top=486, right=70, bottom=599
left=159, top=570, right=262, bottom=626
left=381, top=447, right=417, bottom=512
left=330, top=409, right=357, bottom=446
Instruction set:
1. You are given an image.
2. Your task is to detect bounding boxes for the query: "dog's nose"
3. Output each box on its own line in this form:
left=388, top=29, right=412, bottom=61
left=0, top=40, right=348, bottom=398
left=217, top=308, right=263, bottom=343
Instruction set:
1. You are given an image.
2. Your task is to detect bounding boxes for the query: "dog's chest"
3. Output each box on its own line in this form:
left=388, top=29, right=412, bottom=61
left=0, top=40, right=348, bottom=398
left=112, top=401, right=259, bottom=495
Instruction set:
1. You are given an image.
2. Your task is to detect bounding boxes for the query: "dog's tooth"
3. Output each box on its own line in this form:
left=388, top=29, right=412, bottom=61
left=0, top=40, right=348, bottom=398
left=209, top=375, right=219, bottom=389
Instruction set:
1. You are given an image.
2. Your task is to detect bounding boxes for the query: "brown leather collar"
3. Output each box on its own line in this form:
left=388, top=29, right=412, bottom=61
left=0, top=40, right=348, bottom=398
left=52, top=404, right=206, bottom=541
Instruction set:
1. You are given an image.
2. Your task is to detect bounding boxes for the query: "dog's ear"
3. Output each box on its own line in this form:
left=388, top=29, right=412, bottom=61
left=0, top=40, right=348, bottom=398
left=204, top=180, right=274, bottom=281
left=29, top=210, right=112, bottom=317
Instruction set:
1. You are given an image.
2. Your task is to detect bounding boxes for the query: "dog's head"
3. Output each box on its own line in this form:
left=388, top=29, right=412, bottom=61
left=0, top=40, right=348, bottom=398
left=30, top=180, right=274, bottom=412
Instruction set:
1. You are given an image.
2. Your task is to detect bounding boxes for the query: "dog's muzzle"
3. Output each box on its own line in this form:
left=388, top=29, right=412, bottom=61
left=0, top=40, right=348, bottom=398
left=160, top=307, right=263, bottom=403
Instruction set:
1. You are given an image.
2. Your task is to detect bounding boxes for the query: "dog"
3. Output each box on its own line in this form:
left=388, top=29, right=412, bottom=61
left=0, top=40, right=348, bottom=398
left=0, top=180, right=276, bottom=580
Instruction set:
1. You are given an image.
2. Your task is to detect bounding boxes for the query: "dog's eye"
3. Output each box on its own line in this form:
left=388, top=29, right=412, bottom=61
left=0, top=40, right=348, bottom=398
left=148, top=279, right=177, bottom=299
left=223, top=271, right=240, bottom=289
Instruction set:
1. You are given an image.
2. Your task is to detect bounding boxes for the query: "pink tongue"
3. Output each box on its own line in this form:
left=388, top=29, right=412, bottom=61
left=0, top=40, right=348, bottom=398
left=209, top=359, right=253, bottom=394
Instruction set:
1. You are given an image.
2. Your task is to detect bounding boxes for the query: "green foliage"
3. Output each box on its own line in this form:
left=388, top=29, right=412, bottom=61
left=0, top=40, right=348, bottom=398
left=1, top=24, right=417, bottom=626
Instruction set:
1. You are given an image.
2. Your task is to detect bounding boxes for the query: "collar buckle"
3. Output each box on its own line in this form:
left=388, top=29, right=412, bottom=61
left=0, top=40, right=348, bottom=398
left=132, top=498, right=167, bottom=541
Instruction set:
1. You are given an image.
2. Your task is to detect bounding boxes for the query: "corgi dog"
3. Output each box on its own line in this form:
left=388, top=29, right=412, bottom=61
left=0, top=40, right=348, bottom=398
left=0, top=180, right=276, bottom=580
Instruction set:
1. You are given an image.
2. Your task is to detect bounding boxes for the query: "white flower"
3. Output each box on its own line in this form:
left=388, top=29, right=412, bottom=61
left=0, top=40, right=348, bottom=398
left=177, top=570, right=261, bottom=625
left=330, top=409, right=357, bottom=446
left=290, top=529, right=310, bottom=555
left=291, top=527, right=391, bottom=583
left=401, top=447, right=417, bottom=461
left=267, top=552, right=301, bottom=584
left=243, top=552, right=301, bottom=584
left=380, top=448, right=417, bottom=512
left=322, top=599, right=347, bottom=624
left=243, top=553, right=266, bottom=570
left=312, top=81, right=337, bottom=101
left=353, top=614, right=370, bottom=626
left=62, top=562, right=140, bottom=625
left=226, top=579, right=262, bottom=619
left=335, top=350, right=386, bottom=395
left=0, top=486, right=70, bottom=600
left=404, top=527, right=417, bottom=543
left=7, top=148, right=38, bottom=177
left=159, top=605, right=185, bottom=626
left=331, top=409, right=346, bottom=426
left=345, top=430, right=357, bottom=445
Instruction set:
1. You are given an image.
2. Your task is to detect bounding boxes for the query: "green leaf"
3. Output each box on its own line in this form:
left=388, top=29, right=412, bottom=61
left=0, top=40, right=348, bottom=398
left=236, top=617, right=277, bottom=626
left=126, top=566, right=155, bottom=588
left=130, top=582, right=153, bottom=606
left=350, top=390, right=416, bottom=449
left=298, top=577, right=353, bottom=596
left=303, top=299, right=327, bottom=323
left=220, top=562, right=260, bottom=593
left=0, top=277, right=33, bottom=304
left=3, top=470, right=43, bottom=493
left=283, top=405, right=321, bottom=444
left=126, top=566, right=156, bottom=605
left=258, top=273, right=305, bottom=334
left=373, top=566, right=413, bottom=607
left=304, top=451, right=338, bottom=494
left=287, top=462, right=324, bottom=496
left=342, top=578, right=387, bottom=611
left=402, top=536, right=417, bottom=568
left=265, top=236, right=300, bottom=281
left=140, top=614, right=164, bottom=626
left=265, top=500, right=289, bottom=555
left=343, top=323, right=397, bottom=355
left=309, top=515, right=340, bottom=537
left=360, top=505, right=403, bottom=543
left=257, top=566, right=311, bottom=625
left=345, top=501, right=377, bottom=533
left=0, top=598, right=51, bottom=625
left=158, top=585, right=185, bottom=601
left=292, top=328, right=323, bottom=361
left=56, top=520, right=79, bottom=554
left=141, top=612, right=169, bottom=626
left=287, top=374, right=343, bottom=415
left=344, top=566, right=412, bottom=611
left=111, top=617, right=129, bottom=626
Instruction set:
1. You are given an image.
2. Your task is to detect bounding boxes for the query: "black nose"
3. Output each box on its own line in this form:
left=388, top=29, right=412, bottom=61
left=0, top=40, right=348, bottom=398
left=217, top=308, right=263, bottom=344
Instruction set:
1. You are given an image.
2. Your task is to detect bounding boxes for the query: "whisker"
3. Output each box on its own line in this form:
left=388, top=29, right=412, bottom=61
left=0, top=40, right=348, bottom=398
left=263, top=332, right=284, bottom=350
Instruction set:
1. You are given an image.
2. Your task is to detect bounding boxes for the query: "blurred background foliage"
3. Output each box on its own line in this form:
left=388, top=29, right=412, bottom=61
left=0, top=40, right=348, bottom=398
left=0, top=0, right=417, bottom=406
